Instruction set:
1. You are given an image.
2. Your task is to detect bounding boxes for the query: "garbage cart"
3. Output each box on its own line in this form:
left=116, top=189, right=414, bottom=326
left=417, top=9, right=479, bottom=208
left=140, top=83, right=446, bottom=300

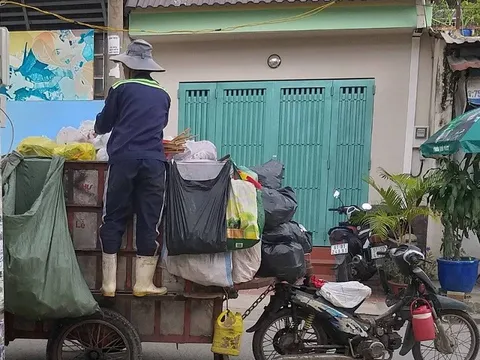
left=4, top=160, right=272, bottom=360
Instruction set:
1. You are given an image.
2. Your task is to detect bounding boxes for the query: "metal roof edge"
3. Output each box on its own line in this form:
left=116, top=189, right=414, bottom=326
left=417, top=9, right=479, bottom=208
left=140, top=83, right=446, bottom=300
left=126, top=0, right=390, bottom=10
left=440, top=30, right=480, bottom=45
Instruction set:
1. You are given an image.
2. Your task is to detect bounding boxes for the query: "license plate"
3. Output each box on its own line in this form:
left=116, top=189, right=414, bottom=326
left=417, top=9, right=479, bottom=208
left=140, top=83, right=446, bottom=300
left=371, top=245, right=388, bottom=260
left=331, top=243, right=348, bottom=255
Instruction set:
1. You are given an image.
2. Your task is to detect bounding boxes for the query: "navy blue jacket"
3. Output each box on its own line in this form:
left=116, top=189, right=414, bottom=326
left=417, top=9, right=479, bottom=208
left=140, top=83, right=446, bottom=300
left=94, top=76, right=170, bottom=164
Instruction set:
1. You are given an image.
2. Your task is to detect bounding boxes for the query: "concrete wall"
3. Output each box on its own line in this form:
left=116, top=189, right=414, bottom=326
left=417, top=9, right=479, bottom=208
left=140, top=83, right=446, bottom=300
left=150, top=29, right=433, bottom=202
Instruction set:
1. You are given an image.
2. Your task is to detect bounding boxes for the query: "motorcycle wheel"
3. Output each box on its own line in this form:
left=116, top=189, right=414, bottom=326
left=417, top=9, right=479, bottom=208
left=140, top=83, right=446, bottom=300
left=411, top=309, right=479, bottom=360
left=252, top=308, right=327, bottom=360
left=335, top=254, right=353, bottom=282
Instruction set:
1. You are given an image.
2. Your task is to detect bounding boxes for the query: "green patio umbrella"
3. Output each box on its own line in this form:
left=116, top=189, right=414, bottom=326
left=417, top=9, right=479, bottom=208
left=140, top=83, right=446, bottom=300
left=420, top=107, right=480, bottom=157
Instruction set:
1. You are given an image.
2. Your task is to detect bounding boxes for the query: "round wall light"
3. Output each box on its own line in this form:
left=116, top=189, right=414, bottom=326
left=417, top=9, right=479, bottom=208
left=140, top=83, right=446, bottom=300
left=267, top=54, right=282, bottom=69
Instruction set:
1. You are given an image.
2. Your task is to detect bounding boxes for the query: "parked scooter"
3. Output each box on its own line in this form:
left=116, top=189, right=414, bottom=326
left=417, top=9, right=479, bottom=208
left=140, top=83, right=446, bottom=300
left=249, top=243, right=480, bottom=360
left=328, top=190, right=388, bottom=286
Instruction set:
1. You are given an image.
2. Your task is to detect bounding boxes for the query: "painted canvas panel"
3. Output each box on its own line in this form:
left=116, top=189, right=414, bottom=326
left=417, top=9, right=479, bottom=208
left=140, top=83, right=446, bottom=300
left=0, top=29, right=94, bottom=101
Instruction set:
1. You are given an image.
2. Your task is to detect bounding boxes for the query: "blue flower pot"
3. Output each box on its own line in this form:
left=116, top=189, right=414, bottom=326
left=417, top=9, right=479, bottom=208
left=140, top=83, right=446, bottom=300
left=437, top=257, right=479, bottom=293
left=461, top=29, right=474, bottom=37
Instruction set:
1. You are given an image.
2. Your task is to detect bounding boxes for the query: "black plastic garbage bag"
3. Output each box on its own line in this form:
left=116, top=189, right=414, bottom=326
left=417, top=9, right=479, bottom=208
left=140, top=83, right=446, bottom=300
left=262, top=186, right=298, bottom=230
left=250, top=160, right=284, bottom=189
left=2, top=154, right=100, bottom=320
left=257, top=241, right=306, bottom=284
left=165, top=161, right=231, bottom=255
left=263, top=221, right=313, bottom=253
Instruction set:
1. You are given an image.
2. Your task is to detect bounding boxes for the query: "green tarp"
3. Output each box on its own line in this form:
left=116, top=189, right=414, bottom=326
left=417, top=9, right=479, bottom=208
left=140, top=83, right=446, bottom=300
left=2, top=153, right=99, bottom=320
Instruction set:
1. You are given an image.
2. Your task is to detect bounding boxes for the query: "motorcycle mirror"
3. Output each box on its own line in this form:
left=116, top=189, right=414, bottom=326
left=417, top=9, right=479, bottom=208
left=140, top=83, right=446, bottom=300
left=361, top=203, right=372, bottom=211
left=333, top=190, right=340, bottom=199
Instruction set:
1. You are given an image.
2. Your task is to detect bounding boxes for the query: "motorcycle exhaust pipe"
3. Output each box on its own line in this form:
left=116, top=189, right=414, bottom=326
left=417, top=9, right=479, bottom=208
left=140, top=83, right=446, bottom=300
left=280, top=355, right=353, bottom=360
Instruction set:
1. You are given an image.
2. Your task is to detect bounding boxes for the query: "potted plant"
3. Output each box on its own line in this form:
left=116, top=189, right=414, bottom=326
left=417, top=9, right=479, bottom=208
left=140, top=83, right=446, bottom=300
left=426, top=154, right=480, bottom=293
left=461, top=1, right=478, bottom=36
left=361, top=168, right=434, bottom=294
left=432, top=0, right=455, bottom=29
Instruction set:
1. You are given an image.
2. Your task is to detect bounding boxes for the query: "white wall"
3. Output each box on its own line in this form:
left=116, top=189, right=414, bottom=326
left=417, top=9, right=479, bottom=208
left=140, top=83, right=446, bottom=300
left=150, top=30, right=432, bottom=202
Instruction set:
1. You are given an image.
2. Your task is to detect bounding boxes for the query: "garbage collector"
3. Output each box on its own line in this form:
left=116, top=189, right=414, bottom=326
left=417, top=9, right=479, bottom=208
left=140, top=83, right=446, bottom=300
left=94, top=39, right=170, bottom=297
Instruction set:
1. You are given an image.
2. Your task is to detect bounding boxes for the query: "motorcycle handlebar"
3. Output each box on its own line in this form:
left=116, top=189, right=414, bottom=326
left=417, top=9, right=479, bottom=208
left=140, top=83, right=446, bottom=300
left=328, top=208, right=339, bottom=212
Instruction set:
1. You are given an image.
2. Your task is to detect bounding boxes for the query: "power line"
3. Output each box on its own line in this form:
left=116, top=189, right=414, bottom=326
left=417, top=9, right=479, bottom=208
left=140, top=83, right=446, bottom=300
left=0, top=0, right=336, bottom=35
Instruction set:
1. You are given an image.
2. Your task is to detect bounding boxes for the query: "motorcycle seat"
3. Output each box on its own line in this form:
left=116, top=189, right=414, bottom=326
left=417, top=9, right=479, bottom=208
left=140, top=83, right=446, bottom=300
left=316, top=281, right=372, bottom=309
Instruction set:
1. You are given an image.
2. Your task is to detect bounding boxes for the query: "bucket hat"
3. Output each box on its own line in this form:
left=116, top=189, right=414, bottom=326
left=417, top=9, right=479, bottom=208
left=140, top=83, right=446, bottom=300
left=110, top=39, right=165, bottom=72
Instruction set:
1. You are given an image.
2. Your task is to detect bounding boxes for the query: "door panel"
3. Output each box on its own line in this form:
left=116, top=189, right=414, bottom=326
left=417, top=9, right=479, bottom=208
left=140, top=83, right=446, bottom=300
left=276, top=85, right=332, bottom=245
left=178, top=83, right=217, bottom=141
left=328, top=80, right=375, bottom=231
left=215, top=83, right=270, bottom=166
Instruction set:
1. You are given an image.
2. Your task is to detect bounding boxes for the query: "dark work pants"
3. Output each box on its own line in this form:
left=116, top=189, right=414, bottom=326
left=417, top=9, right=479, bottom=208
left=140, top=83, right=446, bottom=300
left=100, top=159, right=166, bottom=256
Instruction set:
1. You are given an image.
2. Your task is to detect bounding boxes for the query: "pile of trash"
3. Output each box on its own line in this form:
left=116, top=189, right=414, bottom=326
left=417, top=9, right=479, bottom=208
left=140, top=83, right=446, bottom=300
left=161, top=139, right=313, bottom=287
left=16, top=121, right=109, bottom=161
left=16, top=123, right=197, bottom=162
left=252, top=160, right=312, bottom=284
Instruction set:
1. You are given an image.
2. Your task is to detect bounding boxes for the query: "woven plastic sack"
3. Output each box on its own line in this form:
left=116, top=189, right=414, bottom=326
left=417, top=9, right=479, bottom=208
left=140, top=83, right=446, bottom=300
left=232, top=241, right=262, bottom=284
left=2, top=155, right=100, bottom=320
left=227, top=179, right=261, bottom=250
left=162, top=245, right=233, bottom=287
left=53, top=143, right=96, bottom=161
left=17, top=136, right=57, bottom=157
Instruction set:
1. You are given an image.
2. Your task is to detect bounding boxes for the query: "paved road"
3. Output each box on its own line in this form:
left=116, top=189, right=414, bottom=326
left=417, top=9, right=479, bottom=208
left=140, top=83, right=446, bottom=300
left=6, top=318, right=414, bottom=360
left=6, top=335, right=414, bottom=360
left=5, top=295, right=413, bottom=360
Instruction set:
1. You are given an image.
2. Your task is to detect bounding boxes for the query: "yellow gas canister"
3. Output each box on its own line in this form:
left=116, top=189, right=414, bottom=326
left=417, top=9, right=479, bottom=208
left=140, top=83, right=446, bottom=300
left=211, top=310, right=244, bottom=356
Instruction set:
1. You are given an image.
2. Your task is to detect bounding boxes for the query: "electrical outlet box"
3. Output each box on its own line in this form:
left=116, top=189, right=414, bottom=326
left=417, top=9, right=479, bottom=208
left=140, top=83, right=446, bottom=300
left=413, top=125, right=429, bottom=148
left=0, top=27, right=9, bottom=128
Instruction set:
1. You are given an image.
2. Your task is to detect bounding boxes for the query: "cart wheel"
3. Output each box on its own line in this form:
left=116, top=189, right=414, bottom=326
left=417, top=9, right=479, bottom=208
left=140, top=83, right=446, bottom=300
left=213, top=354, right=230, bottom=360
left=46, top=308, right=142, bottom=360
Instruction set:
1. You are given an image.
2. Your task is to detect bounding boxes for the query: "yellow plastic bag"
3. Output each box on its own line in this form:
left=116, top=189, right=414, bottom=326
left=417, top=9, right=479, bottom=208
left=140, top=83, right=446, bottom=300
left=53, top=143, right=96, bottom=161
left=211, top=310, right=244, bottom=356
left=227, top=179, right=261, bottom=250
left=17, top=136, right=57, bottom=157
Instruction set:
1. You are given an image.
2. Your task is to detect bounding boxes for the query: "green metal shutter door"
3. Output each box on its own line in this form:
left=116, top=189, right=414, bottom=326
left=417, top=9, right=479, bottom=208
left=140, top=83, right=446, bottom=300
left=327, top=80, right=375, bottom=231
left=178, top=83, right=217, bottom=140
left=276, top=82, right=333, bottom=246
left=178, top=80, right=375, bottom=247
left=215, top=83, right=270, bottom=166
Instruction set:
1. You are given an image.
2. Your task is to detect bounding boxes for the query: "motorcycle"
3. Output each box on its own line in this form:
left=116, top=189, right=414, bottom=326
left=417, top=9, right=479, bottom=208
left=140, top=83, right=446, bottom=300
left=249, top=243, right=480, bottom=360
left=328, top=190, right=388, bottom=286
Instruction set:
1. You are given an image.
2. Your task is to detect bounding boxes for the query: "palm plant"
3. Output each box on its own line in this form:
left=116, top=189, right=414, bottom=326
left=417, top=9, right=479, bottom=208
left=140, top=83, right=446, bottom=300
left=361, top=168, right=434, bottom=243
left=361, top=169, right=436, bottom=284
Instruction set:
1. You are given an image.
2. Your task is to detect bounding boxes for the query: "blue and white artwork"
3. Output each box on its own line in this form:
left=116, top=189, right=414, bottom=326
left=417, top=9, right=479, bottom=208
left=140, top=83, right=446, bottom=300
left=0, top=29, right=94, bottom=101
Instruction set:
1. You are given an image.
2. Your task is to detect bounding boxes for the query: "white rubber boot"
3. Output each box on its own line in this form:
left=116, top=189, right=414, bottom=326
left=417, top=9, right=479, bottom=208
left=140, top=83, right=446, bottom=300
left=133, top=256, right=168, bottom=297
left=101, top=253, right=117, bottom=297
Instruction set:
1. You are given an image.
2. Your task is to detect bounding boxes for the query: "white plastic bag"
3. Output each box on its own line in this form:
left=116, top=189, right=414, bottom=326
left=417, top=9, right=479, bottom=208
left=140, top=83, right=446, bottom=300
left=56, top=127, right=88, bottom=145
left=162, top=245, right=233, bottom=287
left=175, top=140, right=217, bottom=161
left=319, top=281, right=372, bottom=308
left=96, top=147, right=109, bottom=161
left=79, top=120, right=96, bottom=142
left=232, top=241, right=261, bottom=284
left=92, top=132, right=111, bottom=150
